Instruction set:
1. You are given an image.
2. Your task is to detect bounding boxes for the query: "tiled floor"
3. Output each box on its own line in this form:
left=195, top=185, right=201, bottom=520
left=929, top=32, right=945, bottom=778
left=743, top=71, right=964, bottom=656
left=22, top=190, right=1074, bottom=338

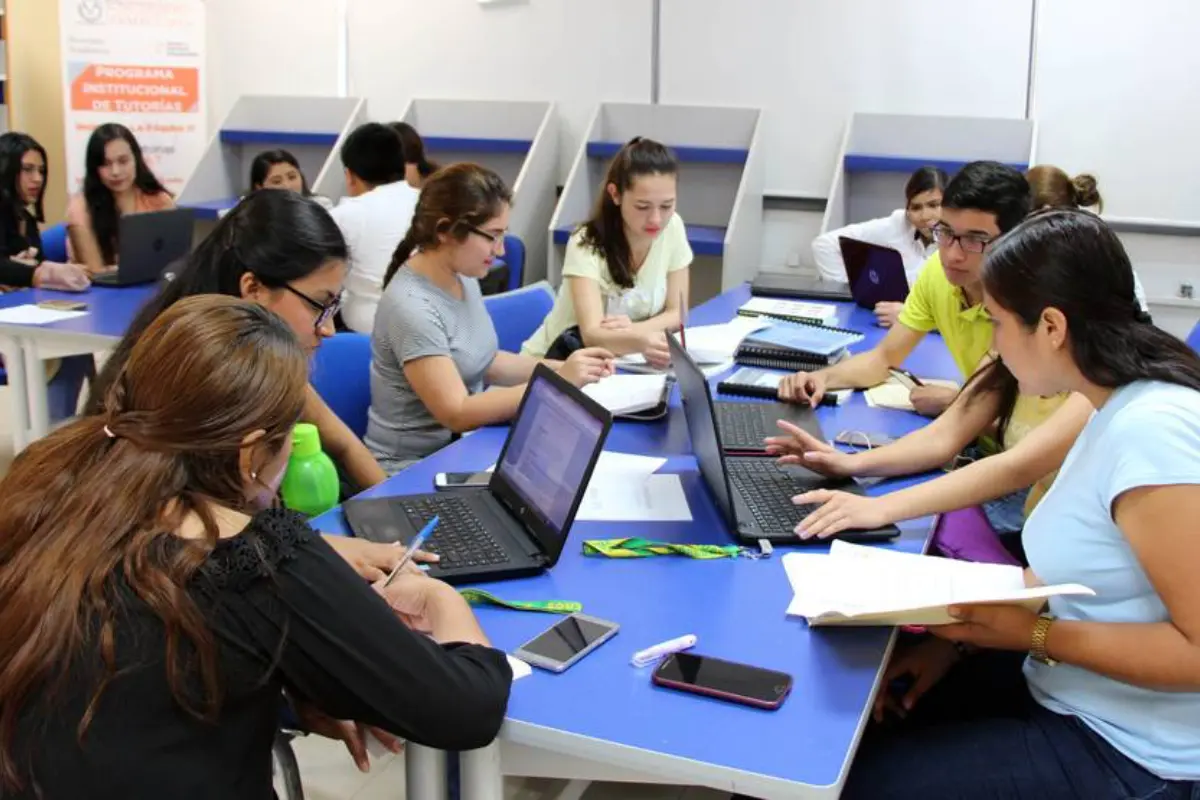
left=285, top=735, right=735, bottom=799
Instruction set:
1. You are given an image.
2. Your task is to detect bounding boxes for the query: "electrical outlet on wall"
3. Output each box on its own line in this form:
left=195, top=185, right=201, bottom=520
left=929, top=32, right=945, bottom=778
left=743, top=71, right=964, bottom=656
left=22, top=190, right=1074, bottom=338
left=786, top=251, right=802, bottom=269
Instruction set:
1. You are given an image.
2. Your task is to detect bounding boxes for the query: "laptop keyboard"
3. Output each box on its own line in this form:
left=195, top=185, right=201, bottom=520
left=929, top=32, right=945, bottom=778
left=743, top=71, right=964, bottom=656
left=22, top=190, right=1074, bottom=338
left=395, top=496, right=509, bottom=569
left=715, top=403, right=778, bottom=451
left=726, top=459, right=820, bottom=533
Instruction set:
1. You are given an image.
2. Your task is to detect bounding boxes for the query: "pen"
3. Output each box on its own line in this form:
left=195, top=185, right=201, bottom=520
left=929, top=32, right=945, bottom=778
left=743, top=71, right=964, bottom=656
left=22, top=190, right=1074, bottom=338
left=631, top=633, right=698, bottom=667
left=383, top=515, right=439, bottom=587
left=677, top=288, right=688, bottom=351
left=890, top=368, right=924, bottom=387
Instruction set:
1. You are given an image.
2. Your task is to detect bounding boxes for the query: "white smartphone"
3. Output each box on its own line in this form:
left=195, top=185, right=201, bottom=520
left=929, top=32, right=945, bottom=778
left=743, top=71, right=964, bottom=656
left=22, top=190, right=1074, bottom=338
left=833, top=431, right=895, bottom=449
left=433, top=471, right=492, bottom=490
left=512, top=613, right=620, bottom=673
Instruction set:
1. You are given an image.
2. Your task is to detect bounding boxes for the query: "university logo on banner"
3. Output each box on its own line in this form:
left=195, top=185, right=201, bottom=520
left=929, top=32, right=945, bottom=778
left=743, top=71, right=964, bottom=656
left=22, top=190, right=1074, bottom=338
left=59, top=0, right=206, bottom=195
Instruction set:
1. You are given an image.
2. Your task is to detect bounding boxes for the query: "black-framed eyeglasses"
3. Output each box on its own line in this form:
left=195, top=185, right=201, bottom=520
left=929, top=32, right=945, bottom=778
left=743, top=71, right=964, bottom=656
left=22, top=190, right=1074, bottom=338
left=465, top=223, right=507, bottom=250
left=283, top=284, right=342, bottom=330
left=932, top=224, right=995, bottom=255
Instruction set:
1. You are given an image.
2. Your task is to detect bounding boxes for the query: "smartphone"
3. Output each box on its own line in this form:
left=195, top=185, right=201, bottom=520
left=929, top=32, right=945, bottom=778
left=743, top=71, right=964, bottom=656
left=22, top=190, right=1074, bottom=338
left=37, top=300, right=87, bottom=311
left=652, top=652, right=793, bottom=710
left=433, top=471, right=492, bottom=490
left=512, top=613, right=620, bottom=673
left=833, top=431, right=894, bottom=449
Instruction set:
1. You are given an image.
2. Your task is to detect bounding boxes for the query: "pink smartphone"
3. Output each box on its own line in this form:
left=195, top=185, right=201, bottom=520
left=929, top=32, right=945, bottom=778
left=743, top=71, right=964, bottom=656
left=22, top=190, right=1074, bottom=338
left=652, top=652, right=793, bottom=710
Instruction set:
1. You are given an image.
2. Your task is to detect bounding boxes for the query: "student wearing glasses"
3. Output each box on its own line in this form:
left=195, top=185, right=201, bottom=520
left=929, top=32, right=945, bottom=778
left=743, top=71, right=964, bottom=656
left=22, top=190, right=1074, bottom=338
left=780, top=161, right=1032, bottom=419
left=87, top=190, right=406, bottom=580
left=811, top=165, right=948, bottom=328
left=369, top=163, right=613, bottom=472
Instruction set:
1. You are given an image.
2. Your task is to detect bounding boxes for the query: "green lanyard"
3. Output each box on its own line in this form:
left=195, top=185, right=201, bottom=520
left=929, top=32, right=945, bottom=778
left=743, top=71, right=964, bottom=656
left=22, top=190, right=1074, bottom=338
left=458, top=588, right=581, bottom=614
left=582, top=537, right=757, bottom=559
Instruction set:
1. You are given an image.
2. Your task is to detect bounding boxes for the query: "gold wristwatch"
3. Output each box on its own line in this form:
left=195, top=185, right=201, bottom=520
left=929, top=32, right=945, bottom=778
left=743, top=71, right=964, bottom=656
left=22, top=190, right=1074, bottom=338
left=1030, top=613, right=1057, bottom=666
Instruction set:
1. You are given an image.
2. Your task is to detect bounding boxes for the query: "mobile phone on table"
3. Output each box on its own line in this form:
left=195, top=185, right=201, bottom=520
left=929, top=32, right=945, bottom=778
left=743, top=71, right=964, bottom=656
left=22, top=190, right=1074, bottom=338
left=37, top=300, right=87, bottom=311
left=652, top=652, right=793, bottom=710
left=512, top=613, right=620, bottom=673
left=833, top=431, right=894, bottom=449
left=433, top=471, right=492, bottom=490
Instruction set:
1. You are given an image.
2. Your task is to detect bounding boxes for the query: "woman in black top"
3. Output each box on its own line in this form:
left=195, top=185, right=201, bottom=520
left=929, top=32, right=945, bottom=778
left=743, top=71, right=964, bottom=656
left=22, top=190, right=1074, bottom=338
left=0, top=295, right=512, bottom=798
left=0, top=132, right=89, bottom=290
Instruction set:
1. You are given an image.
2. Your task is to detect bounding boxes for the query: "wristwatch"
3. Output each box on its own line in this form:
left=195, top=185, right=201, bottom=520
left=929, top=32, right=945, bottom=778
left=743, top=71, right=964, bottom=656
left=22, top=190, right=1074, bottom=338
left=1030, top=613, right=1058, bottom=666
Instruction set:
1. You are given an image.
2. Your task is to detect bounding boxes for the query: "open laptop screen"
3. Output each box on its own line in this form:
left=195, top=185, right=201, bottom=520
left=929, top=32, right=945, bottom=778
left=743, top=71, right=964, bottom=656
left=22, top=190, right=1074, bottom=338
left=667, top=333, right=738, bottom=530
left=493, top=369, right=607, bottom=552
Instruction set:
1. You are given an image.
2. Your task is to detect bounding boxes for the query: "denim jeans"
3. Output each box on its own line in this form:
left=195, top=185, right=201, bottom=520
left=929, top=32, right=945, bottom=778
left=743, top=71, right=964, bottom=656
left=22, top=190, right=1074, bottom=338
left=839, top=650, right=1199, bottom=800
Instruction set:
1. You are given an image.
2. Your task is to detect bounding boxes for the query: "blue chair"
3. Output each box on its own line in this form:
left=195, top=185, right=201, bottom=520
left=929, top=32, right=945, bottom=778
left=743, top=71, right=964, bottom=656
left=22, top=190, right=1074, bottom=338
left=1187, top=320, right=1200, bottom=354
left=483, top=281, right=554, bottom=355
left=41, top=223, right=69, bottom=263
left=501, top=234, right=525, bottom=292
left=310, top=333, right=372, bottom=439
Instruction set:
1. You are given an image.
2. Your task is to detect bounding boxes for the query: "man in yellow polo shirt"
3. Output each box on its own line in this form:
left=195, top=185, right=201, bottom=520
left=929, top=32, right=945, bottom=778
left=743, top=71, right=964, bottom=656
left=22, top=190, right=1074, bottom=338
left=779, top=161, right=1032, bottom=417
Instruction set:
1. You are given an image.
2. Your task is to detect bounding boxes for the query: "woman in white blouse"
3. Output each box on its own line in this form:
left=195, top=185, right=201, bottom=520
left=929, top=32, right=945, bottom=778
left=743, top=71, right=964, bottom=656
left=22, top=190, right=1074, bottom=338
left=812, top=166, right=947, bottom=327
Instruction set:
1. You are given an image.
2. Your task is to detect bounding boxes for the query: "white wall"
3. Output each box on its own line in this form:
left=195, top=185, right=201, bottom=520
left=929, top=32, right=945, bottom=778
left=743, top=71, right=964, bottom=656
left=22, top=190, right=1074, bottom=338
left=345, top=0, right=652, bottom=181
left=205, top=0, right=342, bottom=133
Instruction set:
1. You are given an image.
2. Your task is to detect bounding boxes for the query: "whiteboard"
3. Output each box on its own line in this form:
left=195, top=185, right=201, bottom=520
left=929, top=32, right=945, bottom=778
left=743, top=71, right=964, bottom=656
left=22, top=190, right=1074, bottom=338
left=346, top=0, right=653, bottom=180
left=1033, top=0, right=1200, bottom=222
left=204, top=0, right=342, bottom=132
left=659, top=0, right=1033, bottom=196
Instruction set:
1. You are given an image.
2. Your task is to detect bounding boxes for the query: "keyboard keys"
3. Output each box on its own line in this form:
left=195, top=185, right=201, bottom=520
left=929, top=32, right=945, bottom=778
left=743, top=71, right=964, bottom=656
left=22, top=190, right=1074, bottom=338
left=727, top=459, right=819, bottom=533
left=395, top=496, right=509, bottom=568
left=715, top=404, right=777, bottom=451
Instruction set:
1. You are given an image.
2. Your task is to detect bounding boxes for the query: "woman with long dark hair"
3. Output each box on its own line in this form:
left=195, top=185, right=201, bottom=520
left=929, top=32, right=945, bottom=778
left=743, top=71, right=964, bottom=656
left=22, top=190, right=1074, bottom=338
left=520, top=137, right=691, bottom=366
left=247, top=148, right=332, bottom=208
left=0, top=132, right=89, bottom=290
left=831, top=210, right=1200, bottom=799
left=0, top=295, right=511, bottom=797
left=88, top=189, right=402, bottom=577
left=66, top=122, right=174, bottom=273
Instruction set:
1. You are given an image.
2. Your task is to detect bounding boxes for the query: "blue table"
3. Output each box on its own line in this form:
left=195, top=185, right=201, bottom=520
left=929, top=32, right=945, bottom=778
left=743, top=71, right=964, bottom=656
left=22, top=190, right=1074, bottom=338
left=0, top=285, right=155, bottom=449
left=311, top=285, right=958, bottom=799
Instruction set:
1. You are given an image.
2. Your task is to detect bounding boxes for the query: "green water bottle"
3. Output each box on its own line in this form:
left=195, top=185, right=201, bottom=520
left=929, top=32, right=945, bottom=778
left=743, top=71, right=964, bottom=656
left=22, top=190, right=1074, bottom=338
left=280, top=423, right=340, bottom=517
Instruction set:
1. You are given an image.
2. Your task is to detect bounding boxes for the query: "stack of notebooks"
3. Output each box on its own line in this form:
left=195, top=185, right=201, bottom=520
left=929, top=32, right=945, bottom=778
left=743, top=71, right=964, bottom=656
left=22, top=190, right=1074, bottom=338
left=717, top=367, right=852, bottom=405
left=783, top=541, right=1093, bottom=626
left=734, top=319, right=863, bottom=372
left=737, top=297, right=840, bottom=326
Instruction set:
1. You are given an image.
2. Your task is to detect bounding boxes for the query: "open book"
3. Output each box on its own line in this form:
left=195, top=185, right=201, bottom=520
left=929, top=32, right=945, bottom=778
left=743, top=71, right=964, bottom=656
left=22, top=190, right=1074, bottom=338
left=582, top=373, right=668, bottom=415
left=783, top=541, right=1093, bottom=627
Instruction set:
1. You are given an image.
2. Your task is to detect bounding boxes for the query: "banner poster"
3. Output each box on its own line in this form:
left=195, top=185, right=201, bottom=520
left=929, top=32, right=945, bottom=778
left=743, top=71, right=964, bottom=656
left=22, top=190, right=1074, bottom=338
left=59, top=0, right=206, bottom=195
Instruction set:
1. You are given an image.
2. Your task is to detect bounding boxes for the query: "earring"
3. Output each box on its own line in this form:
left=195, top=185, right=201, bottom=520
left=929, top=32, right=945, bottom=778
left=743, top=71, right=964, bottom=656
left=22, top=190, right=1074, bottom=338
left=250, top=470, right=258, bottom=481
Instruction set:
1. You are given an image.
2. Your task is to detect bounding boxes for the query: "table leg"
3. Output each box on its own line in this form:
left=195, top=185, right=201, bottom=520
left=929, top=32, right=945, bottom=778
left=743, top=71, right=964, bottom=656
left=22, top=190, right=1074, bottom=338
left=22, top=340, right=50, bottom=443
left=459, top=741, right=504, bottom=800
left=405, top=744, right=448, bottom=800
left=0, top=334, right=30, bottom=453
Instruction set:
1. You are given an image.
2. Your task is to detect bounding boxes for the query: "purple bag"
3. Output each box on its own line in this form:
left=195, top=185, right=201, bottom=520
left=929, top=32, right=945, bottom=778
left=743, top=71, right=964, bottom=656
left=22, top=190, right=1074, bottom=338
left=930, top=506, right=1021, bottom=566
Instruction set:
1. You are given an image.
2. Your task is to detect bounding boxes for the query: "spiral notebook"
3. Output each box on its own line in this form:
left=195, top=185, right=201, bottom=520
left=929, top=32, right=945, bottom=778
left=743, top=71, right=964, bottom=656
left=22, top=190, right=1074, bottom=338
left=734, top=342, right=839, bottom=372
left=737, top=297, right=840, bottom=326
left=717, top=367, right=851, bottom=405
left=743, top=320, right=863, bottom=358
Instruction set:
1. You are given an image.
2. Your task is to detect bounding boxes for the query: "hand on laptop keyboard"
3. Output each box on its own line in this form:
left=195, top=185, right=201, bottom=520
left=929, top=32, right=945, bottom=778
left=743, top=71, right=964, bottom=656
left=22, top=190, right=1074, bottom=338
left=791, top=488, right=889, bottom=540
left=764, top=420, right=855, bottom=478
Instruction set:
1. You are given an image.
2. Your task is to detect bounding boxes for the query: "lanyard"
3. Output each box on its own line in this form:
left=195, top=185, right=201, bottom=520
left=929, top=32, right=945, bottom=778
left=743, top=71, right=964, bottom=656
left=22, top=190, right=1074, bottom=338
left=582, top=537, right=757, bottom=560
left=459, top=588, right=581, bottom=614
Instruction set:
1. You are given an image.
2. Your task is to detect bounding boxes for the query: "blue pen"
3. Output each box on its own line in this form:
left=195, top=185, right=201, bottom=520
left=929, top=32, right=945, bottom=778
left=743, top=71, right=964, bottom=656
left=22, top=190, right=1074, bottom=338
left=383, top=515, right=439, bottom=587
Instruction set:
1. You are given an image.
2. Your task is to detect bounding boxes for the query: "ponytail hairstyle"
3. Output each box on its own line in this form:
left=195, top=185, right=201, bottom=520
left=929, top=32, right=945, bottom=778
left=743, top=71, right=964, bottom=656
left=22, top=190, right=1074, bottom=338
left=389, top=122, right=439, bottom=179
left=0, top=295, right=309, bottom=792
left=383, top=163, right=512, bottom=288
left=86, top=190, right=347, bottom=414
left=578, top=137, right=679, bottom=290
left=963, top=209, right=1198, bottom=438
left=1026, top=165, right=1104, bottom=213
left=82, top=123, right=171, bottom=264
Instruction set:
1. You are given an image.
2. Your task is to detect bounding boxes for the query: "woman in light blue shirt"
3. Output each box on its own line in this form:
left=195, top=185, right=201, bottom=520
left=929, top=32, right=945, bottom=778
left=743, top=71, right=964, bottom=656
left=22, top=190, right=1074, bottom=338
left=841, top=209, right=1200, bottom=799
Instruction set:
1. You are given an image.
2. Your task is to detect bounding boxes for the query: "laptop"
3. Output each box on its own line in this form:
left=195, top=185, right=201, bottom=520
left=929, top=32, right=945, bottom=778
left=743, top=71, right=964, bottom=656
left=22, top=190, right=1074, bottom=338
left=93, top=208, right=195, bottom=286
left=749, top=271, right=852, bottom=302
left=711, top=390, right=824, bottom=456
left=669, top=334, right=900, bottom=545
left=343, top=365, right=613, bottom=584
left=838, top=237, right=910, bottom=309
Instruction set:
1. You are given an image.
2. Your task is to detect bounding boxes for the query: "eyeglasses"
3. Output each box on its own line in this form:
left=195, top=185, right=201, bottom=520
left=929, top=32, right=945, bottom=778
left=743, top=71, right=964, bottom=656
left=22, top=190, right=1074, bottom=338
left=932, top=224, right=995, bottom=255
left=465, top=224, right=507, bottom=250
left=283, top=284, right=342, bottom=330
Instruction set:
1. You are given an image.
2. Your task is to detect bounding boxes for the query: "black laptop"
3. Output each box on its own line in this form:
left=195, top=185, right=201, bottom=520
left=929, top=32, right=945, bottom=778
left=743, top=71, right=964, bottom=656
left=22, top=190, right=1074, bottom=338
left=93, top=207, right=195, bottom=286
left=749, top=271, right=852, bottom=302
left=711, top=392, right=824, bottom=456
left=343, top=365, right=613, bottom=583
left=669, top=334, right=900, bottom=545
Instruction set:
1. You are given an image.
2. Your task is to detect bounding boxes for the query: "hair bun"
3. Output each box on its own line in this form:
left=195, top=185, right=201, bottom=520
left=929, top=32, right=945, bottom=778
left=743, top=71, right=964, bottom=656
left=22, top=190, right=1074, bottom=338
left=1072, top=173, right=1102, bottom=210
